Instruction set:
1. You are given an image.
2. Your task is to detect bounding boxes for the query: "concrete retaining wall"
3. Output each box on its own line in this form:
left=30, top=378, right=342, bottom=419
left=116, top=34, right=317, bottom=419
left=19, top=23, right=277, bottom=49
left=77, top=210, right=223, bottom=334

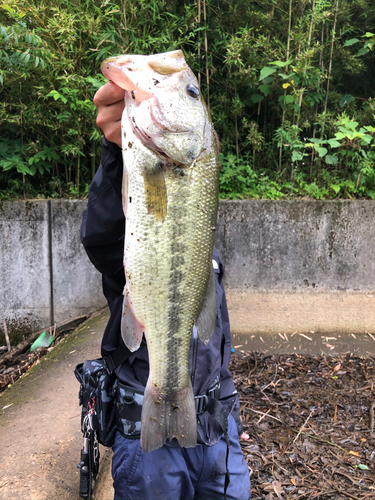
left=0, top=200, right=106, bottom=341
left=215, top=200, right=375, bottom=335
left=1, top=199, right=375, bottom=341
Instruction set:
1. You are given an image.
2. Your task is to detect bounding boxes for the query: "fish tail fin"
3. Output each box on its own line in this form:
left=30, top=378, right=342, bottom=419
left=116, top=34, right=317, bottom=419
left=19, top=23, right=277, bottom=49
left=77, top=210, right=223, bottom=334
left=141, top=384, right=197, bottom=453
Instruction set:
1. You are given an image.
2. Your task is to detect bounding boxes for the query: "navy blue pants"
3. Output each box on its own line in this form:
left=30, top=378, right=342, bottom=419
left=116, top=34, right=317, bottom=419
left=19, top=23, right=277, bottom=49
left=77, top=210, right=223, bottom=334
left=112, top=415, right=251, bottom=500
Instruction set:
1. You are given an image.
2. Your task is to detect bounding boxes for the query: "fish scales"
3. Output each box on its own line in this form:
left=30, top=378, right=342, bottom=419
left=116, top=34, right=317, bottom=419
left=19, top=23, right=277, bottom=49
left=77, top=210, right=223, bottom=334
left=101, top=50, right=220, bottom=452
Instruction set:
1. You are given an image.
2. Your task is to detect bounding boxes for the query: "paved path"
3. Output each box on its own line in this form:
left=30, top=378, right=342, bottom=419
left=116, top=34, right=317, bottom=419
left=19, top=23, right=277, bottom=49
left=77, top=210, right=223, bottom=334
left=0, top=309, right=113, bottom=500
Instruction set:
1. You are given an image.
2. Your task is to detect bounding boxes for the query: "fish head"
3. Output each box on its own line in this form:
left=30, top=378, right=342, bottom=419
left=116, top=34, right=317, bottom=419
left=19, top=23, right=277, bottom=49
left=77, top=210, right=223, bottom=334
left=101, top=50, right=210, bottom=164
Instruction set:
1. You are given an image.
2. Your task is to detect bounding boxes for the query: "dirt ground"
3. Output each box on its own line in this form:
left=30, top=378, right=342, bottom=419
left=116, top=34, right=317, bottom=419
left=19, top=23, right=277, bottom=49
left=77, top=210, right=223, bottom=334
left=233, top=350, right=375, bottom=500
left=2, top=310, right=375, bottom=500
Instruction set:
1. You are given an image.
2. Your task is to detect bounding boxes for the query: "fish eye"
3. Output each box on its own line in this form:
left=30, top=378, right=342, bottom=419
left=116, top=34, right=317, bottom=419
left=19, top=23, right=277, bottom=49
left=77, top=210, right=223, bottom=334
left=186, top=84, right=200, bottom=99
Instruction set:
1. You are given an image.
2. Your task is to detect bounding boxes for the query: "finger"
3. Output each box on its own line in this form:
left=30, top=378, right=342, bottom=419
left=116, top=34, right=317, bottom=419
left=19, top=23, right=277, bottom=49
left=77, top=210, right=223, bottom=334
left=94, top=82, right=125, bottom=107
left=96, top=100, right=125, bottom=127
left=99, top=120, right=122, bottom=148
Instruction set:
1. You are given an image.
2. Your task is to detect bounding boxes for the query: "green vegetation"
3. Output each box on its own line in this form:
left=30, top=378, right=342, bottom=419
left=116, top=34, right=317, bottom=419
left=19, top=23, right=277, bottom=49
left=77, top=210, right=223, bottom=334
left=0, top=0, right=374, bottom=200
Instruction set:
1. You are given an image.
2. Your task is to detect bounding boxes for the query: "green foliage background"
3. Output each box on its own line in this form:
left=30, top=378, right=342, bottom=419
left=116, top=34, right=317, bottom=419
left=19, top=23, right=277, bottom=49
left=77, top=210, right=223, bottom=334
left=0, top=0, right=374, bottom=200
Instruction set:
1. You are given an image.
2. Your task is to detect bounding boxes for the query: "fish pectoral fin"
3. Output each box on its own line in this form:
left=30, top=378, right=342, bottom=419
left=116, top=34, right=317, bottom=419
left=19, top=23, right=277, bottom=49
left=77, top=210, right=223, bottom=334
left=141, top=383, right=197, bottom=453
left=121, top=288, right=144, bottom=352
left=122, top=167, right=129, bottom=217
left=143, top=165, right=167, bottom=222
left=194, top=267, right=217, bottom=344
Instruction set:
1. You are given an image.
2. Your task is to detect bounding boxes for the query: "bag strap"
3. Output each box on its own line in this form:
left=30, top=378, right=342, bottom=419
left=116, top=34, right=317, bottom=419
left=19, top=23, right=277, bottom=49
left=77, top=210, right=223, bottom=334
left=103, top=342, right=132, bottom=373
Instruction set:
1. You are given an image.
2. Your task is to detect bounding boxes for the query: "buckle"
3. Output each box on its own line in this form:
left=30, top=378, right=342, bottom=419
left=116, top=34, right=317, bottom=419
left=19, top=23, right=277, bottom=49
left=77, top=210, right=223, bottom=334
left=195, top=395, right=208, bottom=415
left=123, top=389, right=135, bottom=404
left=103, top=355, right=115, bottom=374
left=207, top=380, right=221, bottom=400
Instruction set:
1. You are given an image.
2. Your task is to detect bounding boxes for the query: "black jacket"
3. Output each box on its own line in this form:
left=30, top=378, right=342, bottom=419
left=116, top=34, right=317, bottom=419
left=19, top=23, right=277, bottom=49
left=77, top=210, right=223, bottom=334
left=80, top=137, right=243, bottom=440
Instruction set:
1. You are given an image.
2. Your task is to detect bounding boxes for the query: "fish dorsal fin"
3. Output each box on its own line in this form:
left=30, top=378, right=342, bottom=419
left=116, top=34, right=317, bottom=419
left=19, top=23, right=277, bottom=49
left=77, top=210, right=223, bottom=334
left=194, top=266, right=216, bottom=344
left=147, top=50, right=187, bottom=75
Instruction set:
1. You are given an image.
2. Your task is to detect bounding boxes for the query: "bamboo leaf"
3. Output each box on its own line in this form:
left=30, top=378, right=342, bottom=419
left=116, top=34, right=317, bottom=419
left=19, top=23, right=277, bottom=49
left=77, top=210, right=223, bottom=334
left=0, top=4, right=14, bottom=13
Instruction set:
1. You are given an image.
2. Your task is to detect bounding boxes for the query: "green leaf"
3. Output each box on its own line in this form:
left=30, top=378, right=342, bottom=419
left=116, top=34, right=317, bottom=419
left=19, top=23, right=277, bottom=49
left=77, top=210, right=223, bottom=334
left=285, top=95, right=294, bottom=105
left=269, top=59, right=291, bottom=67
left=330, top=185, right=341, bottom=194
left=327, top=139, right=341, bottom=148
left=262, top=76, right=274, bottom=84
left=357, top=47, right=369, bottom=56
left=334, top=132, right=346, bottom=140
left=278, top=72, right=294, bottom=80
left=291, top=74, right=300, bottom=85
left=339, top=94, right=356, bottom=107
left=1, top=4, right=14, bottom=13
left=357, top=464, right=370, bottom=470
left=259, top=84, right=273, bottom=96
left=259, top=67, right=277, bottom=81
left=315, top=147, right=328, bottom=158
left=325, top=155, right=338, bottom=165
left=344, top=38, right=359, bottom=47
left=251, top=94, right=264, bottom=103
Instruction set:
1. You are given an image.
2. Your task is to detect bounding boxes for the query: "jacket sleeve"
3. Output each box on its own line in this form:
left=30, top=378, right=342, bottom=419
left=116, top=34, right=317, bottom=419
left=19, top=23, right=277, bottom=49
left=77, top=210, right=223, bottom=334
left=216, top=253, right=244, bottom=437
left=80, top=137, right=125, bottom=277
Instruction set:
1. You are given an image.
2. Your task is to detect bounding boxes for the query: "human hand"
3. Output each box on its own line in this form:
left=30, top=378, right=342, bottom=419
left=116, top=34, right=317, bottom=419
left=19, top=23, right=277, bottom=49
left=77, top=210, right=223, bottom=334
left=240, top=432, right=250, bottom=440
left=94, top=82, right=125, bottom=148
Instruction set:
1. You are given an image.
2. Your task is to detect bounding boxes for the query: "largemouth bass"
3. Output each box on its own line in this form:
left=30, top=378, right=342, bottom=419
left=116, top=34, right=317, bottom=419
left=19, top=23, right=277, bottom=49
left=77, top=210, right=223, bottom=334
left=101, top=50, right=220, bottom=453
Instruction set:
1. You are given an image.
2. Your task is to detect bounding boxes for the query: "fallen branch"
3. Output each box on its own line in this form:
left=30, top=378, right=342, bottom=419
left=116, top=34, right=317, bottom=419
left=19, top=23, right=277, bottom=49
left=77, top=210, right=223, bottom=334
left=293, top=409, right=314, bottom=443
left=329, top=481, right=366, bottom=500
left=0, top=315, right=87, bottom=369
left=290, top=428, right=353, bottom=454
left=369, top=401, right=375, bottom=432
left=3, top=320, right=11, bottom=352
left=244, top=407, right=283, bottom=423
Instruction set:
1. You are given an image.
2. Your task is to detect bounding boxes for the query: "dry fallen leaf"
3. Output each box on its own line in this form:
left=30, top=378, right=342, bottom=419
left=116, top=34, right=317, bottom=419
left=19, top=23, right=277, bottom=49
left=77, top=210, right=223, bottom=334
left=290, top=478, right=296, bottom=486
left=349, top=450, right=361, bottom=457
left=272, top=480, right=285, bottom=499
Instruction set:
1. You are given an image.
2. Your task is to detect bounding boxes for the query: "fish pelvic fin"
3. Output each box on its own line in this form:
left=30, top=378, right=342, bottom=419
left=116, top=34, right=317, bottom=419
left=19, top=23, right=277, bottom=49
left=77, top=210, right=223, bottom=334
left=121, top=286, right=144, bottom=352
left=194, top=266, right=216, bottom=344
left=141, top=384, right=197, bottom=453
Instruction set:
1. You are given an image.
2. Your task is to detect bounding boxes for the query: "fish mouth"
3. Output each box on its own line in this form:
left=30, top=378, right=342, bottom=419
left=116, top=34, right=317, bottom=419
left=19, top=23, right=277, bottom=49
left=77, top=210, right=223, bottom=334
left=126, top=92, right=191, bottom=161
